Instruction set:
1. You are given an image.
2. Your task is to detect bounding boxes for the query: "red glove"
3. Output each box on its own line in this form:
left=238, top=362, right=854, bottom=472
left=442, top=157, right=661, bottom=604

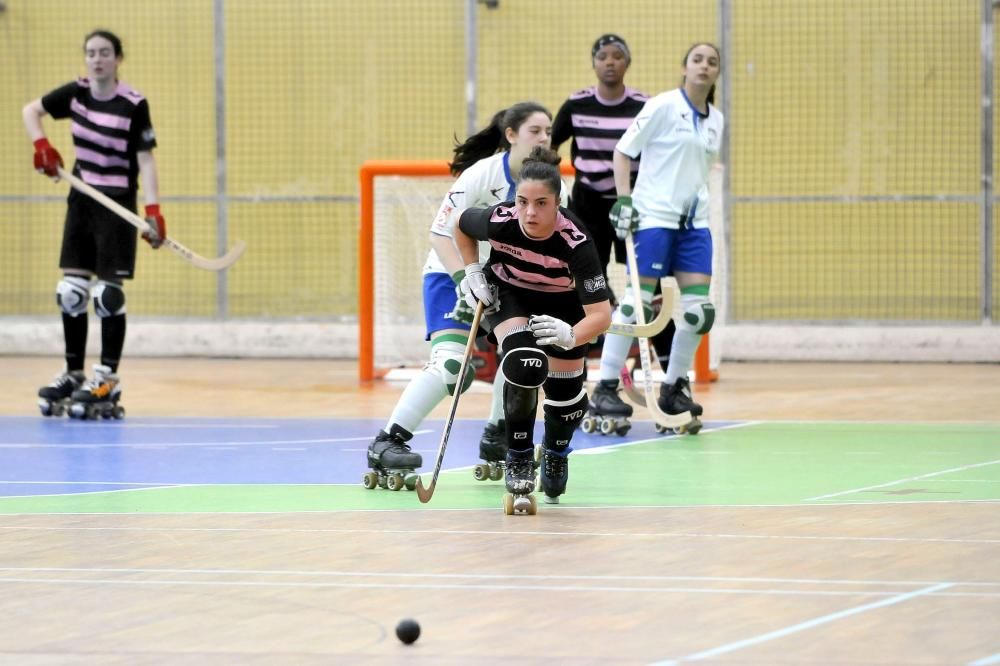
left=33, top=138, right=63, bottom=177
left=142, top=204, right=166, bottom=249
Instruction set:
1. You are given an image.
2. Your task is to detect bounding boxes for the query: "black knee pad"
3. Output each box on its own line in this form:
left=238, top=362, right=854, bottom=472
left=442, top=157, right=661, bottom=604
left=542, top=372, right=588, bottom=448
left=499, top=331, right=548, bottom=388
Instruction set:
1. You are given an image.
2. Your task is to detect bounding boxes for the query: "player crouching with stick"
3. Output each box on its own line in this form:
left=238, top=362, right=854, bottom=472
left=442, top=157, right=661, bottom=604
left=452, top=146, right=611, bottom=511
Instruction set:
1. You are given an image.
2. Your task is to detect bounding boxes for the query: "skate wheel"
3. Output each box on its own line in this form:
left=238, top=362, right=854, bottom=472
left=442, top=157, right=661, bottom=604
left=489, top=463, right=503, bottom=481
left=53, top=403, right=66, bottom=417
left=526, top=495, right=538, bottom=515
left=85, top=405, right=97, bottom=420
left=362, top=471, right=379, bottom=489
left=473, top=464, right=491, bottom=482
left=39, top=403, right=53, bottom=417
left=404, top=474, right=419, bottom=491
left=386, top=473, right=405, bottom=491
left=599, top=418, right=616, bottom=436
left=580, top=417, right=596, bottom=434
left=112, top=405, right=125, bottom=419
left=655, top=423, right=667, bottom=434
left=503, top=493, right=515, bottom=515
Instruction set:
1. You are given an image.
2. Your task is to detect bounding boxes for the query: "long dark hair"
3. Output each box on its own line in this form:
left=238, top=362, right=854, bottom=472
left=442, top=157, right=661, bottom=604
left=449, top=101, right=551, bottom=176
left=680, top=42, right=720, bottom=106
left=517, top=146, right=562, bottom=195
left=84, top=29, right=124, bottom=58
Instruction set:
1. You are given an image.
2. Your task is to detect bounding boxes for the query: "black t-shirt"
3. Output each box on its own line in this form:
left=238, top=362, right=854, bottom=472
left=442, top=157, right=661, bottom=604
left=458, top=202, right=610, bottom=305
left=42, top=78, right=156, bottom=197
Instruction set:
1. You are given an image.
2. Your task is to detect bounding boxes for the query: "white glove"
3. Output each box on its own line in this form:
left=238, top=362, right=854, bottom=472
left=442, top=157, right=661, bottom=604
left=460, top=263, right=498, bottom=313
left=528, top=314, right=576, bottom=350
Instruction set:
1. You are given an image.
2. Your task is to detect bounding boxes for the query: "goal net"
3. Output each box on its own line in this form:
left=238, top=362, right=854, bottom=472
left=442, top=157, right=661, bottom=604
left=358, top=161, right=726, bottom=382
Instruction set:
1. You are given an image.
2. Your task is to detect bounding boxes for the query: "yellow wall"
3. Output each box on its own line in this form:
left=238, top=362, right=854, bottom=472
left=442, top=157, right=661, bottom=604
left=0, top=0, right=992, bottom=322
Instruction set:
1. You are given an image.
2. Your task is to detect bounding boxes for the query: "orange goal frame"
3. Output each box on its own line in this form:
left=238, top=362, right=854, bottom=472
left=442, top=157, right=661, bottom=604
left=357, top=160, right=716, bottom=383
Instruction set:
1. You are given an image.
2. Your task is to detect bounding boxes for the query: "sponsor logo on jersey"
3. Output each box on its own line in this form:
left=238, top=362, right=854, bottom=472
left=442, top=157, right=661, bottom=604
left=447, top=191, right=463, bottom=206
left=584, top=275, right=607, bottom=293
left=490, top=187, right=505, bottom=199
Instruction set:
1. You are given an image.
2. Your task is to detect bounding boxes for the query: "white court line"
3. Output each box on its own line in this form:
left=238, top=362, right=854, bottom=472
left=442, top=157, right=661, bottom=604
left=3, top=524, right=999, bottom=545
left=0, top=572, right=967, bottom=600
left=1, top=566, right=995, bottom=589
left=970, top=652, right=1000, bottom=665
left=804, top=459, right=1000, bottom=501
left=652, top=582, right=954, bottom=665
left=0, top=429, right=432, bottom=449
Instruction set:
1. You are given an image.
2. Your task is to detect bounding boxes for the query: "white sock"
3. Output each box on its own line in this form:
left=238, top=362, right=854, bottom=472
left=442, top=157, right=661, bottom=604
left=384, top=368, right=449, bottom=434
left=599, top=332, right=634, bottom=382
left=487, top=373, right=505, bottom=425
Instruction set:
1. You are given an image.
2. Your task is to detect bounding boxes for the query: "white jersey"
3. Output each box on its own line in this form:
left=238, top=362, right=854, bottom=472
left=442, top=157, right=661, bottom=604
left=616, top=88, right=724, bottom=230
left=425, top=152, right=569, bottom=275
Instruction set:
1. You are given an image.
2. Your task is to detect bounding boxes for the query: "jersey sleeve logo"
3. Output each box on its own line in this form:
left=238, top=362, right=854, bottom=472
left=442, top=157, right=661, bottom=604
left=583, top=275, right=607, bottom=293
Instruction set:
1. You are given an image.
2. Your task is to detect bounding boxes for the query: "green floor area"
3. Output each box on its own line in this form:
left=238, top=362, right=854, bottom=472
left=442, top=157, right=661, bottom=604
left=2, top=422, right=998, bottom=513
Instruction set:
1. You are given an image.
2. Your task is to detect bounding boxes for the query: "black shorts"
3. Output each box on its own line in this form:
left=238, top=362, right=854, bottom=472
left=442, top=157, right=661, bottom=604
left=486, top=282, right=589, bottom=360
left=59, top=189, right=138, bottom=280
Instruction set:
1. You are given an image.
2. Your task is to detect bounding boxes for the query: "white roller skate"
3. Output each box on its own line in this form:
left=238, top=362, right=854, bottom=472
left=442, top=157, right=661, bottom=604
left=37, top=369, right=86, bottom=417
left=502, top=447, right=537, bottom=515
left=581, top=380, right=633, bottom=436
left=362, top=430, right=422, bottom=491
left=473, top=419, right=507, bottom=481
left=656, top=377, right=703, bottom=435
left=69, top=364, right=124, bottom=420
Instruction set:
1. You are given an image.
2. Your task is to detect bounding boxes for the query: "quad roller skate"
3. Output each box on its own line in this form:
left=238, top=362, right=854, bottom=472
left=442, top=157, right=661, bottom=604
left=473, top=420, right=507, bottom=481
left=581, top=380, right=633, bottom=436
left=362, top=430, right=422, bottom=491
left=655, top=377, right=703, bottom=435
left=539, top=445, right=571, bottom=505
left=68, top=364, right=124, bottom=420
left=37, top=369, right=86, bottom=417
left=502, top=447, right=537, bottom=515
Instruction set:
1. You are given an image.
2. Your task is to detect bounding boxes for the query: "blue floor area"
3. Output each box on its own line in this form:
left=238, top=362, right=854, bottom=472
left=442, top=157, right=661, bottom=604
left=0, top=416, right=735, bottom=497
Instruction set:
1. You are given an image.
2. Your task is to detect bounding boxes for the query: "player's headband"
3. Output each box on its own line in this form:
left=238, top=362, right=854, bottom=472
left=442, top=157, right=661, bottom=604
left=592, top=34, right=631, bottom=63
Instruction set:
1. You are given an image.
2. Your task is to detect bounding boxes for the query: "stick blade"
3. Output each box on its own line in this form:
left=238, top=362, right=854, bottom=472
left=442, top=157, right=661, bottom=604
left=168, top=239, right=247, bottom=271
left=414, top=477, right=435, bottom=503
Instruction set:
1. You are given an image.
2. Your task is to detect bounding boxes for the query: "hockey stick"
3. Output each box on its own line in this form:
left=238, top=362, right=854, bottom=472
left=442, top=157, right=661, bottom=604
left=415, top=300, right=485, bottom=503
left=623, top=233, right=692, bottom=430
left=58, top=168, right=246, bottom=271
left=606, top=287, right=670, bottom=337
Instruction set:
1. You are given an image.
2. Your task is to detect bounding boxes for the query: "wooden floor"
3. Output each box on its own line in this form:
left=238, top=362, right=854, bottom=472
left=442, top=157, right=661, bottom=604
left=4, top=356, right=999, bottom=421
left=1, top=357, right=998, bottom=664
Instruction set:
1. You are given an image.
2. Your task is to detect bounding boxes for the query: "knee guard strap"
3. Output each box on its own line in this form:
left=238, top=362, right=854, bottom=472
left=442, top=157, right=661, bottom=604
left=57, top=276, right=91, bottom=317
left=542, top=370, right=587, bottom=449
left=93, top=281, right=126, bottom=318
left=427, top=339, right=475, bottom=396
left=678, top=290, right=715, bottom=335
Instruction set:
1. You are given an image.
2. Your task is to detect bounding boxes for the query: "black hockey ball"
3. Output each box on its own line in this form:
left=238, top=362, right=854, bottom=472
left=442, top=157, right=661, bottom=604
left=395, top=618, right=420, bottom=645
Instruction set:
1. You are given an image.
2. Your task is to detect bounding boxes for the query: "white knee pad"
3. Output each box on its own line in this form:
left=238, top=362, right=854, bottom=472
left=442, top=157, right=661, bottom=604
left=56, top=276, right=91, bottom=317
left=93, top=281, right=126, bottom=318
left=613, top=285, right=653, bottom=325
left=426, top=340, right=474, bottom=396
left=678, top=293, right=715, bottom=335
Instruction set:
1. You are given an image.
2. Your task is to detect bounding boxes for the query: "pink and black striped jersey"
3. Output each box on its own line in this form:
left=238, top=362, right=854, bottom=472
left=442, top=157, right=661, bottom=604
left=551, top=86, right=648, bottom=196
left=41, top=78, right=156, bottom=198
left=458, top=202, right=610, bottom=305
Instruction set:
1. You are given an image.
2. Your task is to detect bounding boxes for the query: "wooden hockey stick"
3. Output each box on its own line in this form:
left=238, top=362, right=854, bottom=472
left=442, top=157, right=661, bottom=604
left=58, top=168, right=246, bottom=271
left=415, top=301, right=485, bottom=503
left=606, top=283, right=670, bottom=338
left=624, top=234, right=692, bottom=430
